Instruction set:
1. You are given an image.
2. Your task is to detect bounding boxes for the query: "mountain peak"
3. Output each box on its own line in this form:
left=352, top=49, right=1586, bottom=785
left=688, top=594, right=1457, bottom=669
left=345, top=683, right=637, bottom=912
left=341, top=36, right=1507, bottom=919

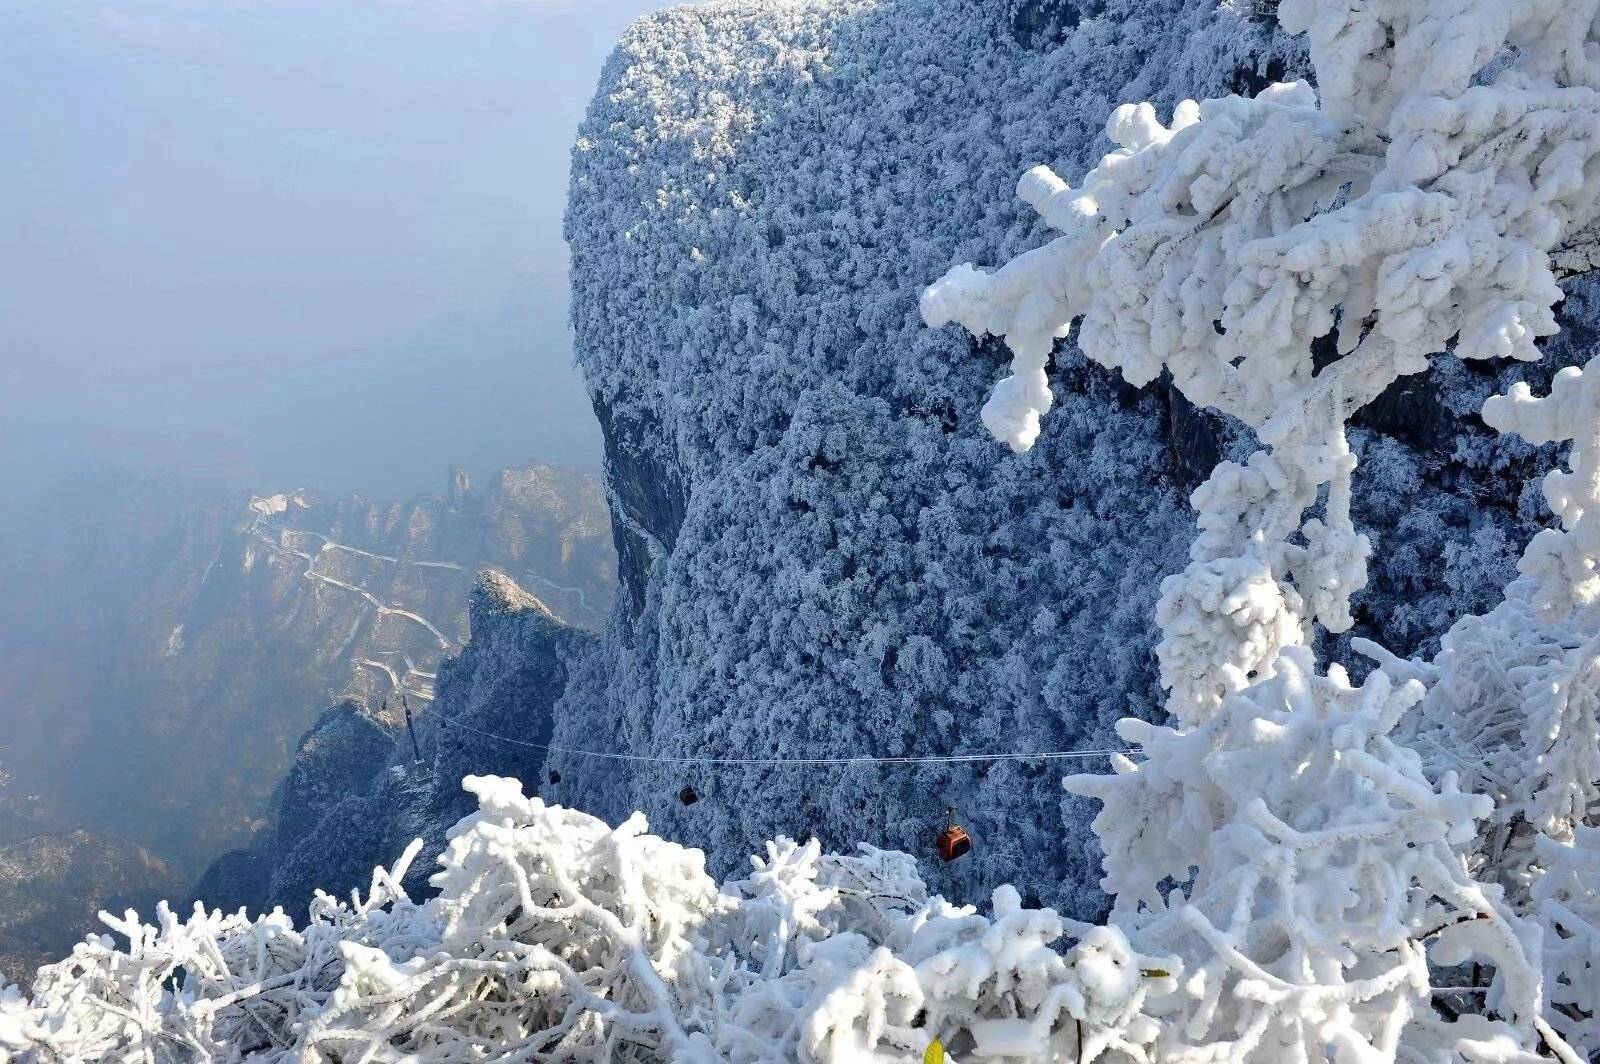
left=472, top=569, right=555, bottom=621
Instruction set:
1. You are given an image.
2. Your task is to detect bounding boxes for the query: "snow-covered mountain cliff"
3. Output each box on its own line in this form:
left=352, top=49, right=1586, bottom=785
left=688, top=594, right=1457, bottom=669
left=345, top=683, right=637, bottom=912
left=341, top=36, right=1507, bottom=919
left=193, top=570, right=593, bottom=920
left=541, top=0, right=1588, bottom=917
left=12, top=2, right=1600, bottom=1058
left=206, top=0, right=1599, bottom=925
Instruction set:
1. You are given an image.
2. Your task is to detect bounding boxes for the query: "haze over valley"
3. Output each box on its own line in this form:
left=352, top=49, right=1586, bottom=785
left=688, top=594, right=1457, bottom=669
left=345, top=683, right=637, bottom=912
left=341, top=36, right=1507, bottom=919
left=0, top=464, right=614, bottom=981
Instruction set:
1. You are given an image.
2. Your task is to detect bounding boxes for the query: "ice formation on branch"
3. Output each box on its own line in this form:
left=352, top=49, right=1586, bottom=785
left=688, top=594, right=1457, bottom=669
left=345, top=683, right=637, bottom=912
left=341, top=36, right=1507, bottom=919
left=1400, top=358, right=1600, bottom=1057
left=0, top=836, right=430, bottom=1061
left=1404, top=615, right=1599, bottom=874
left=1532, top=827, right=1600, bottom=1055
left=1484, top=357, right=1600, bottom=622
left=922, top=0, right=1600, bottom=721
left=1406, top=662, right=1600, bottom=1060
left=923, top=0, right=1600, bottom=1054
left=1064, top=646, right=1559, bottom=1063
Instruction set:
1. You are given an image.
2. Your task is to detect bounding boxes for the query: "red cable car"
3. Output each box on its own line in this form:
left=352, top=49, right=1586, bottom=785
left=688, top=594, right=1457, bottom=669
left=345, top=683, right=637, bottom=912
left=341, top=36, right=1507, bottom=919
left=936, top=807, right=972, bottom=862
left=679, top=785, right=699, bottom=806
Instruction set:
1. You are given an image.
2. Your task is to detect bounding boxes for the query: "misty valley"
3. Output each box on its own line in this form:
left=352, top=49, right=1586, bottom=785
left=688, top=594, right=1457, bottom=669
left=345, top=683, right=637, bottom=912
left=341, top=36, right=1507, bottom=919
left=0, top=466, right=613, bottom=982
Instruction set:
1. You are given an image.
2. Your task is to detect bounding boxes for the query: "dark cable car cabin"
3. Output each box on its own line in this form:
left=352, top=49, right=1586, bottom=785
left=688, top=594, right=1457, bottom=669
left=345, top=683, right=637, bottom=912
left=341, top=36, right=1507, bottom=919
left=548, top=770, right=561, bottom=785
left=937, top=807, right=972, bottom=862
left=679, top=785, right=699, bottom=806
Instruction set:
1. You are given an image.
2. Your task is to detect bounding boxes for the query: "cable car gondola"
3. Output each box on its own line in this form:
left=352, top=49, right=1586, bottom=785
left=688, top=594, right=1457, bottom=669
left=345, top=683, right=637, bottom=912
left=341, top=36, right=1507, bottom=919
left=936, top=807, right=971, bottom=862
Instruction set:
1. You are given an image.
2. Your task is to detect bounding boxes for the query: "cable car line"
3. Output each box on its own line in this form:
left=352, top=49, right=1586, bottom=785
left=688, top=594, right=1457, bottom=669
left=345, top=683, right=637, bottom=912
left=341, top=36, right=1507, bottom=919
left=434, top=718, right=1119, bottom=863
left=438, top=717, right=1130, bottom=766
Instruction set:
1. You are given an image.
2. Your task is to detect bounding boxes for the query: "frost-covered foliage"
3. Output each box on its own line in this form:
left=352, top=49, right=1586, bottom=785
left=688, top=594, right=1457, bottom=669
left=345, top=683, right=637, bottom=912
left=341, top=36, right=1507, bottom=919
left=1533, top=827, right=1600, bottom=1055
left=1391, top=338, right=1600, bottom=1062
left=1401, top=359, right=1600, bottom=1055
left=1, top=841, right=426, bottom=1061
left=1404, top=601, right=1600, bottom=885
left=0, top=727, right=1570, bottom=1064
left=0, top=777, right=1184, bottom=1063
left=923, top=0, right=1600, bottom=724
left=1069, top=647, right=1558, bottom=1062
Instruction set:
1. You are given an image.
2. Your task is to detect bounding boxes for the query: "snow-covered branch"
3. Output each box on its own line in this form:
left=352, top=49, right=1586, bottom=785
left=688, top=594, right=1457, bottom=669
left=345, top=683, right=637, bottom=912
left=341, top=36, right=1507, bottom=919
left=923, top=1, right=1600, bottom=1056
left=923, top=0, right=1600, bottom=723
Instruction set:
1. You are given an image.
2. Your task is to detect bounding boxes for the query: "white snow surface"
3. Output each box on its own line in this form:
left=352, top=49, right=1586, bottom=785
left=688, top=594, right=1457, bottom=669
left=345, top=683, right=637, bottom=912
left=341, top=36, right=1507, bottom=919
left=0, top=746, right=1582, bottom=1061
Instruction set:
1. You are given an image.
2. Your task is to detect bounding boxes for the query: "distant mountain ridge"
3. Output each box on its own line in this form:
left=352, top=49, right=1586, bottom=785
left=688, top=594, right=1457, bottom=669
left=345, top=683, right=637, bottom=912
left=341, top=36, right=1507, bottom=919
left=193, top=568, right=591, bottom=921
left=0, top=462, right=614, bottom=982
left=233, top=464, right=611, bottom=707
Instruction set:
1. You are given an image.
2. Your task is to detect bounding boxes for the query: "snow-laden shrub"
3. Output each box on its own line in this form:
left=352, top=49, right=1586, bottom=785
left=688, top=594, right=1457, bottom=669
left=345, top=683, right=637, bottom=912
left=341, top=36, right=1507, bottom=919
left=1069, top=646, right=1555, bottom=1062
left=0, top=776, right=1183, bottom=1063
left=1400, top=590, right=1600, bottom=886
left=0, top=841, right=426, bottom=1061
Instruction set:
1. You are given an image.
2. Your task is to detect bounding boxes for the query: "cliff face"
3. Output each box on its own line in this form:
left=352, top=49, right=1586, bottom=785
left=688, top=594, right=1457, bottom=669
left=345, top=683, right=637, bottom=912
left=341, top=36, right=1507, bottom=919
left=549, top=0, right=1587, bottom=918
left=194, top=570, right=592, bottom=919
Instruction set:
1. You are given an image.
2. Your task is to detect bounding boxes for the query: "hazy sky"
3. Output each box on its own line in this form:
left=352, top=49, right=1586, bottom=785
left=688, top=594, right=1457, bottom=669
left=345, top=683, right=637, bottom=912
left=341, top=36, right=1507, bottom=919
left=0, top=0, right=675, bottom=499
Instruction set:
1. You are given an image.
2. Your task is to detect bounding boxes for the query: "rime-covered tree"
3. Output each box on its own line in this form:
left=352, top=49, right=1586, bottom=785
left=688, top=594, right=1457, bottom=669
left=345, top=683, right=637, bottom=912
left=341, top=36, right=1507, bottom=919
left=923, top=0, right=1600, bottom=1056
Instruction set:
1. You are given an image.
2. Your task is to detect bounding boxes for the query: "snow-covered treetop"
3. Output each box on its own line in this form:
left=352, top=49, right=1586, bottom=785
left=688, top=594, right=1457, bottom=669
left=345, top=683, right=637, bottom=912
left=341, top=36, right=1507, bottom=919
left=918, top=2, right=1600, bottom=1055
left=924, top=0, right=1600, bottom=723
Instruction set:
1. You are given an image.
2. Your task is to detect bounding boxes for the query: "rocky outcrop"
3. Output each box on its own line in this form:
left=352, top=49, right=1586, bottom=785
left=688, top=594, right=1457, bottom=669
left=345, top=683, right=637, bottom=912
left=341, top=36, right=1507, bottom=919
left=273, top=704, right=398, bottom=852
left=193, top=571, right=593, bottom=917
left=594, top=398, right=689, bottom=615
left=189, top=702, right=398, bottom=917
left=0, top=793, right=182, bottom=986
